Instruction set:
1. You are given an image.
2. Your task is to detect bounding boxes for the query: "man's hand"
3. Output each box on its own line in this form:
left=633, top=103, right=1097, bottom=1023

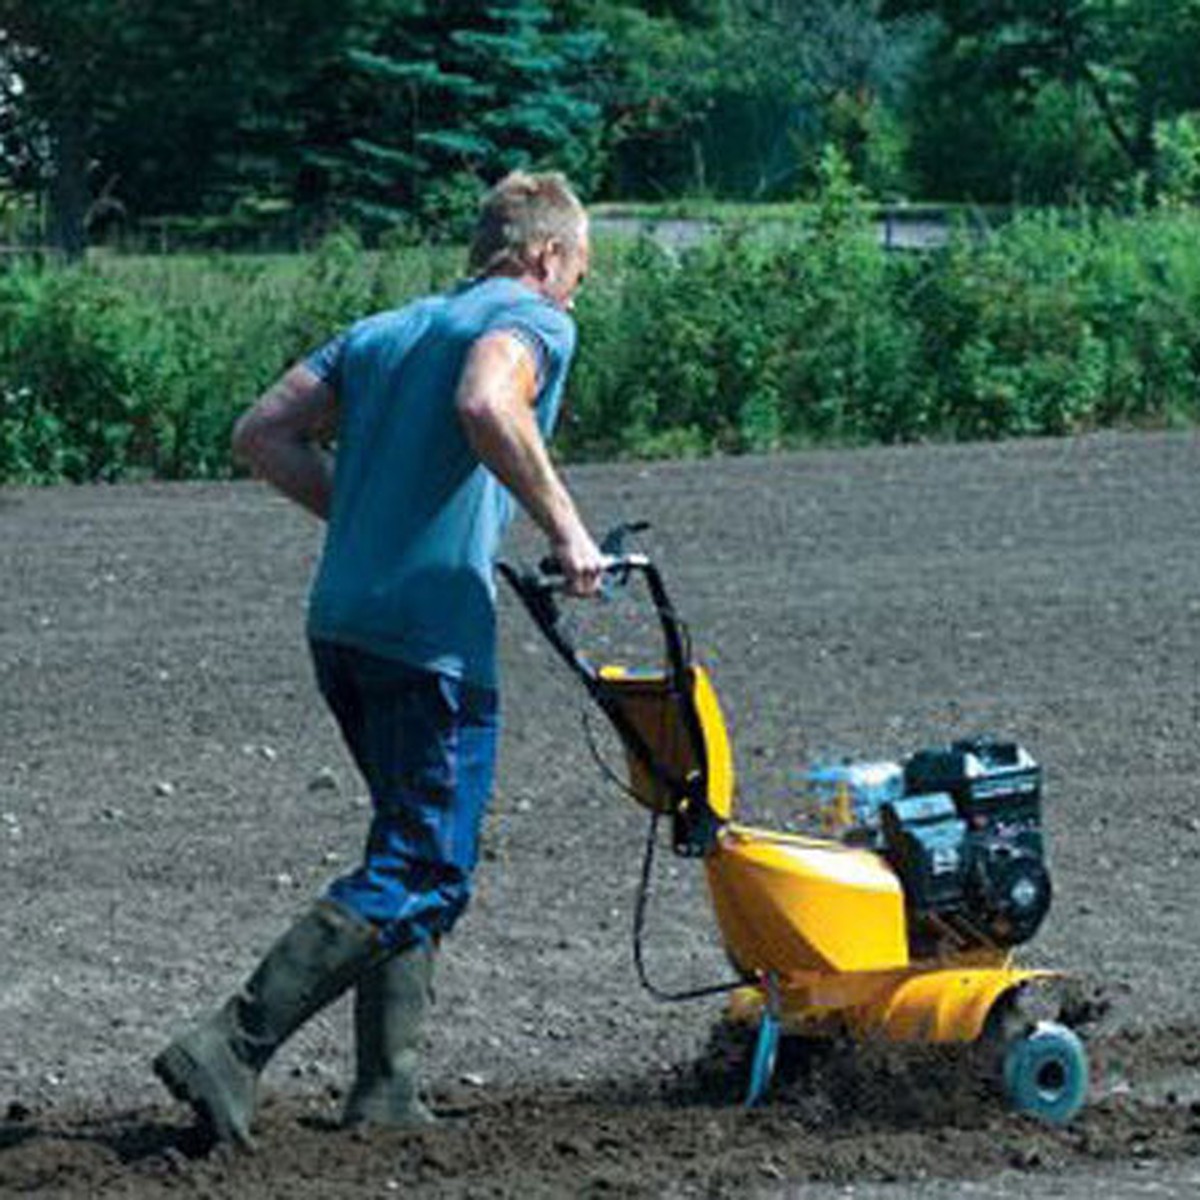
left=550, top=527, right=607, bottom=597
left=456, top=331, right=602, bottom=595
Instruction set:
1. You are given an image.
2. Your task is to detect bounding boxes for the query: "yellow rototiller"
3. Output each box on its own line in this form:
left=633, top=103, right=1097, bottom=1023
left=499, top=527, right=1089, bottom=1125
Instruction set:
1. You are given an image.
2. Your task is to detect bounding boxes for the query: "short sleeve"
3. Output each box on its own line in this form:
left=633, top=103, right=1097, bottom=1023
left=501, top=325, right=550, bottom=391
left=484, top=303, right=576, bottom=400
left=304, top=331, right=349, bottom=390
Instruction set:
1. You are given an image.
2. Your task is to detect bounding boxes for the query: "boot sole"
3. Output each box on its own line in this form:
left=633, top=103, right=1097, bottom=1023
left=342, top=1101, right=437, bottom=1130
left=153, top=1044, right=255, bottom=1150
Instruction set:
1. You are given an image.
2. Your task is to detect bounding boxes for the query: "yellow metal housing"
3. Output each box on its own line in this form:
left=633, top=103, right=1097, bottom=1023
left=846, top=966, right=1052, bottom=1042
left=596, top=664, right=734, bottom=820
left=705, top=825, right=909, bottom=975
left=597, top=653, right=1056, bottom=1051
left=726, top=964, right=1053, bottom=1044
left=705, top=822, right=1050, bottom=1045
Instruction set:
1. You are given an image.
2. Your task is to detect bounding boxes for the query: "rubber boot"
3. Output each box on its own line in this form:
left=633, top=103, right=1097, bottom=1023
left=342, top=940, right=437, bottom=1128
left=153, top=899, right=382, bottom=1147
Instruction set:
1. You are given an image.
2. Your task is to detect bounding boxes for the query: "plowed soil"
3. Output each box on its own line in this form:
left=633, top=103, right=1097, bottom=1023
left=3, top=431, right=1200, bottom=1197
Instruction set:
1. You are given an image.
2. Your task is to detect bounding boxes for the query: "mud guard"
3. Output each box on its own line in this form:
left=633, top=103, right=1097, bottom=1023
left=847, top=968, right=1054, bottom=1044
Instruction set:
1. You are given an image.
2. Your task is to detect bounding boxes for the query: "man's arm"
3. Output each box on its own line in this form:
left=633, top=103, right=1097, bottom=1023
left=455, top=331, right=604, bottom=596
left=232, top=364, right=338, bottom=521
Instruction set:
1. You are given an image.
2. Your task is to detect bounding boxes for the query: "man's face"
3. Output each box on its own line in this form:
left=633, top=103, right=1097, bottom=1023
left=543, top=219, right=590, bottom=311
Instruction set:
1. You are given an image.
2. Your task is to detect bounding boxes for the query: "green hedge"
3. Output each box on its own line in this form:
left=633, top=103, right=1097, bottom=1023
left=0, top=233, right=460, bottom=483
left=3, top=211, right=1200, bottom=484
left=562, top=208, right=1200, bottom=457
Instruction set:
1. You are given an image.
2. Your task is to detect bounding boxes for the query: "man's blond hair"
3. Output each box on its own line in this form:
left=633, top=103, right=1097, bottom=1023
left=469, top=171, right=586, bottom=277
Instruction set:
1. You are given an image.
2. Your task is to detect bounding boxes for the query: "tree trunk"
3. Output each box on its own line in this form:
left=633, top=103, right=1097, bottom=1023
left=48, top=100, right=88, bottom=260
left=1134, top=92, right=1160, bottom=205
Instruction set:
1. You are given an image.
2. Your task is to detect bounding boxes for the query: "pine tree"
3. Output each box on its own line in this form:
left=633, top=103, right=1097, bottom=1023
left=302, top=0, right=605, bottom=236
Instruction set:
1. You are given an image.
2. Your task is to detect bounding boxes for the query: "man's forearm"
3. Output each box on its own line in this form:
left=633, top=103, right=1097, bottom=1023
left=240, top=436, right=334, bottom=521
left=455, top=329, right=602, bottom=595
left=231, top=366, right=339, bottom=521
left=459, top=395, right=582, bottom=544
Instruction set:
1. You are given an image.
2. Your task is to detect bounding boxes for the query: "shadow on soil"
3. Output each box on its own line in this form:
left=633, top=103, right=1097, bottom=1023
left=3, top=1025, right=1199, bottom=1198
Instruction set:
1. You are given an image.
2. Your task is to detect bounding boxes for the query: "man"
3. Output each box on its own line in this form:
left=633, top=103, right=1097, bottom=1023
left=154, top=171, right=603, bottom=1147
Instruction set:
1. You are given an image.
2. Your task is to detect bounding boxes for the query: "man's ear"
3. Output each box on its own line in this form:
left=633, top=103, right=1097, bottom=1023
left=528, top=240, right=556, bottom=282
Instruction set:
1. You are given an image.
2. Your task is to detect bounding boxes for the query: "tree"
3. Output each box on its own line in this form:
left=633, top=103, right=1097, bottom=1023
left=565, top=0, right=720, bottom=196
left=708, top=0, right=932, bottom=196
left=0, top=2, right=118, bottom=256
left=570, top=0, right=929, bottom=199
left=885, top=0, right=1200, bottom=202
left=0, top=0, right=357, bottom=255
left=300, top=0, right=606, bottom=236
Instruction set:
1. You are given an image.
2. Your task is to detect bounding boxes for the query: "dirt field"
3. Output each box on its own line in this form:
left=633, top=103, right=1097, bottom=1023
left=3, top=431, right=1200, bottom=1197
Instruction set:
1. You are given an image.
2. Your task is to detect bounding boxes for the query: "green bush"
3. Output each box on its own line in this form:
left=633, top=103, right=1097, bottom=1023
left=914, top=213, right=1110, bottom=437
left=0, top=385, right=70, bottom=484
left=565, top=165, right=930, bottom=457
left=912, top=209, right=1200, bottom=439
left=1083, top=213, right=1200, bottom=426
left=5, top=208, right=1200, bottom=485
left=0, top=233, right=465, bottom=483
left=0, top=266, right=187, bottom=481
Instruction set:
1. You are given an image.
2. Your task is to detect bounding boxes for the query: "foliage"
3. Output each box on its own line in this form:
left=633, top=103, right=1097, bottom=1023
left=891, top=0, right=1200, bottom=203
left=0, top=265, right=186, bottom=480
left=914, top=217, right=1108, bottom=436
left=903, top=208, right=1200, bottom=435
left=0, top=0, right=354, bottom=254
left=290, top=0, right=607, bottom=238
left=564, top=167, right=929, bottom=457
left=5, top=209, right=1200, bottom=484
left=4, top=0, right=1200, bottom=245
left=1, top=0, right=604, bottom=252
left=565, top=0, right=720, bottom=197
left=568, top=206, right=1200, bottom=458
left=573, top=0, right=930, bottom=200
left=710, top=0, right=932, bottom=198
left=0, top=232, right=461, bottom=482
left=1154, top=112, right=1200, bottom=205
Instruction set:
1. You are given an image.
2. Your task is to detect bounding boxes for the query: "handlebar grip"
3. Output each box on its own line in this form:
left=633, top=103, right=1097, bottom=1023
left=536, top=553, right=646, bottom=582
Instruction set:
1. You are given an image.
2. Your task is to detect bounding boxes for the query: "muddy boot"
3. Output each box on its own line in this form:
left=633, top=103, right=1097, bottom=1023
left=154, top=899, right=382, bottom=1148
left=342, top=940, right=436, bottom=1128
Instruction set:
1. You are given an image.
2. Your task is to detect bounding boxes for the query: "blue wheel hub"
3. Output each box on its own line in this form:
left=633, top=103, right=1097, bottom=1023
left=1002, top=1020, right=1088, bottom=1125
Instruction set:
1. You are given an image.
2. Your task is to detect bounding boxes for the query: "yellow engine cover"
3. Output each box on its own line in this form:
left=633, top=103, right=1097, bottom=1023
left=705, top=825, right=909, bottom=975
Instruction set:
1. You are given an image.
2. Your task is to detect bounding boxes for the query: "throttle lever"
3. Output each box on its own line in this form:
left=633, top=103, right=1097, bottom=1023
left=600, top=520, right=650, bottom=557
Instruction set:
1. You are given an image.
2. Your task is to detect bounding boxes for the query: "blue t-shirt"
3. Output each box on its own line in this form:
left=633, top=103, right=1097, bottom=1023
left=303, top=276, right=576, bottom=687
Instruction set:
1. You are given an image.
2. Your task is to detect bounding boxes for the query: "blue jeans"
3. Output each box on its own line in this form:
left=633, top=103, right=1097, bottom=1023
left=310, top=639, right=499, bottom=950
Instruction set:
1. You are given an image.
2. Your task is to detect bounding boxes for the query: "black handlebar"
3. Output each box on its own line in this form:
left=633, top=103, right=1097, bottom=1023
left=537, top=520, right=653, bottom=582
left=499, top=529, right=719, bottom=860
left=496, top=517, right=694, bottom=692
left=496, top=550, right=686, bottom=698
left=530, top=551, right=649, bottom=590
